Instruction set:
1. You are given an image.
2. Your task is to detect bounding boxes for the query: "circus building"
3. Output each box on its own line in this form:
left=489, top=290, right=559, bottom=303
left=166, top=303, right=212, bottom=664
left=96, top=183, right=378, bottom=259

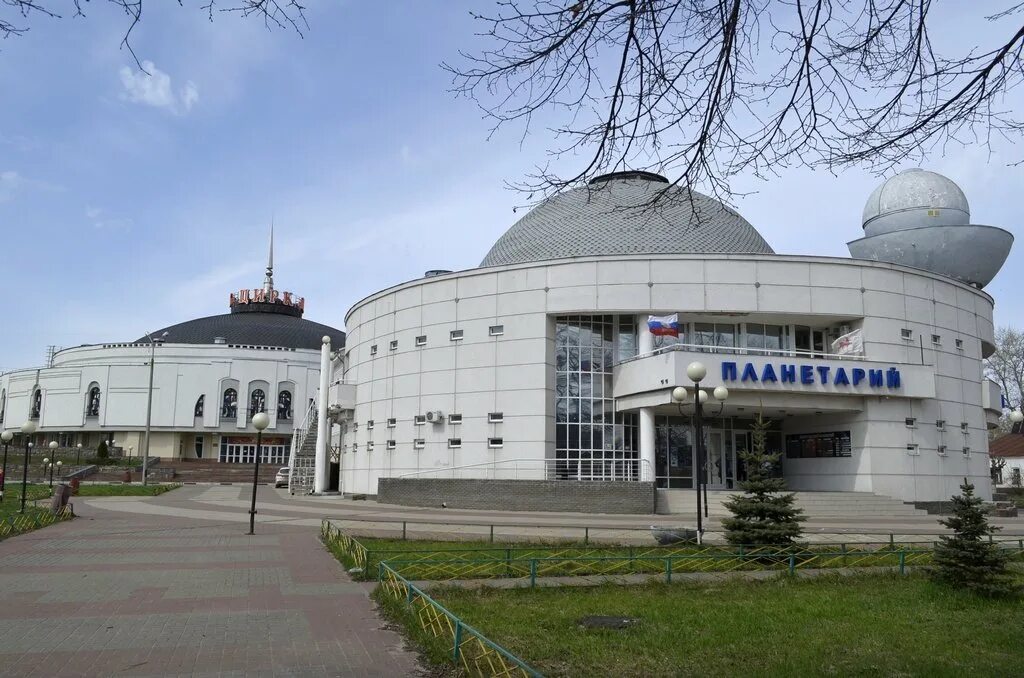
left=0, top=235, right=345, bottom=467
left=325, top=169, right=1014, bottom=510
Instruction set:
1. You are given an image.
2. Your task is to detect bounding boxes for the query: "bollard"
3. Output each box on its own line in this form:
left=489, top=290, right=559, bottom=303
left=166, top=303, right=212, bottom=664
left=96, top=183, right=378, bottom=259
left=665, top=558, right=672, bottom=584
left=489, top=525, right=494, bottom=543
left=889, top=533, right=895, bottom=550
left=584, top=527, right=589, bottom=545
left=530, top=559, right=537, bottom=589
left=402, top=521, right=407, bottom=541
left=788, top=555, right=796, bottom=575
left=898, top=549, right=906, bottom=575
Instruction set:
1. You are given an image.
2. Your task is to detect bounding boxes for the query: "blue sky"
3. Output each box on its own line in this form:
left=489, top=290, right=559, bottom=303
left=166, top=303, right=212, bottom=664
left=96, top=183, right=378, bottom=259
left=1, top=2, right=1022, bottom=370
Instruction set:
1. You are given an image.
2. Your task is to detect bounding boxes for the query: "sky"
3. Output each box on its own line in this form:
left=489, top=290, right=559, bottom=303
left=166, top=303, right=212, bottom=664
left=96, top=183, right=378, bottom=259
left=1, top=2, right=1023, bottom=370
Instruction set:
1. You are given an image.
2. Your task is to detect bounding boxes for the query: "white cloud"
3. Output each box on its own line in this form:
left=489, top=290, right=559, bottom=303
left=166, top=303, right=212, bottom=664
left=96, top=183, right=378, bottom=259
left=85, top=206, right=133, bottom=231
left=118, top=60, right=199, bottom=114
left=0, top=170, right=60, bottom=203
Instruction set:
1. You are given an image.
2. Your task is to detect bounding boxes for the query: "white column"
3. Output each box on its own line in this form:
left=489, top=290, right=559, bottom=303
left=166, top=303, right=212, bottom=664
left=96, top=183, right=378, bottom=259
left=638, top=313, right=653, bottom=355
left=637, top=314, right=656, bottom=482
left=313, top=336, right=331, bottom=494
left=639, top=407, right=655, bottom=482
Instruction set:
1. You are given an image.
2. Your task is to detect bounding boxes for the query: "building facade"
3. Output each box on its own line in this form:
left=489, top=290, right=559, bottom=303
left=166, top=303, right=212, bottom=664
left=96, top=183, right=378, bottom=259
left=0, top=244, right=345, bottom=464
left=336, top=170, right=1009, bottom=503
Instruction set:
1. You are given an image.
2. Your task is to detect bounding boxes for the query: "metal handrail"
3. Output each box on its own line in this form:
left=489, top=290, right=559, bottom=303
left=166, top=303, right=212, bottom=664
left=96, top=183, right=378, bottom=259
left=287, top=391, right=318, bottom=467
left=395, top=457, right=654, bottom=482
left=616, top=341, right=864, bottom=366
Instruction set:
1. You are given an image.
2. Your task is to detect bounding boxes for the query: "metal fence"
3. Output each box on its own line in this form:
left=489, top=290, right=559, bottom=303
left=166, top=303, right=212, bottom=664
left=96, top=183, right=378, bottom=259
left=0, top=506, right=74, bottom=540
left=378, top=562, right=541, bottom=677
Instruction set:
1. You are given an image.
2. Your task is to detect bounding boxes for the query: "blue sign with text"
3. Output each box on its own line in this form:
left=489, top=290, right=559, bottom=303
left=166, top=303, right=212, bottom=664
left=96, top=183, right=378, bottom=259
left=721, top=361, right=902, bottom=389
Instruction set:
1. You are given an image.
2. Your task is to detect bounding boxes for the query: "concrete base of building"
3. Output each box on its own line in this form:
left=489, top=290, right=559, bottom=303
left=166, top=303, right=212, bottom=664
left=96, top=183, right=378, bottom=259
left=377, top=478, right=657, bottom=514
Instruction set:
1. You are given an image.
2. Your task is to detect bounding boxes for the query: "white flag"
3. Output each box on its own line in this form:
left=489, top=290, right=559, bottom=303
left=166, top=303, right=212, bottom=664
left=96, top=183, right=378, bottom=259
left=831, top=328, right=864, bottom=356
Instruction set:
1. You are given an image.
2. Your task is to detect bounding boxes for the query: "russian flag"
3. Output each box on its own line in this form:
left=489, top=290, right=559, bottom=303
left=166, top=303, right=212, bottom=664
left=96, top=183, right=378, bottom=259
left=648, top=314, right=680, bottom=337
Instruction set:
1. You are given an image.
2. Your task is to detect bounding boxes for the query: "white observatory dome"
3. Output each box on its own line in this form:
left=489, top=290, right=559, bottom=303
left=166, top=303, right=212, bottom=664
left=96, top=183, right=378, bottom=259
left=861, top=168, right=970, bottom=236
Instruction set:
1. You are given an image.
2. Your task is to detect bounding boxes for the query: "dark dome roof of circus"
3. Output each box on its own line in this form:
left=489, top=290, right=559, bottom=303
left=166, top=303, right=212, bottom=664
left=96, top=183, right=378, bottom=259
left=137, top=311, right=345, bottom=350
left=480, top=171, right=774, bottom=267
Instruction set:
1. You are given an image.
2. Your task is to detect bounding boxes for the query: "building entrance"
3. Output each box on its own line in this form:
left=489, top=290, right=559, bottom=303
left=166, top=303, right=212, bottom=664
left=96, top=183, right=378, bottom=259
left=655, top=417, right=780, bottom=490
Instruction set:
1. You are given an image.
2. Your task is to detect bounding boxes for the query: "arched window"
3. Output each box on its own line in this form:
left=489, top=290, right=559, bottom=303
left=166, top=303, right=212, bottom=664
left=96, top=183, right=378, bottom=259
left=278, top=390, right=293, bottom=420
left=249, top=389, right=266, bottom=418
left=30, top=388, right=41, bottom=419
left=85, top=385, right=101, bottom=417
left=221, top=389, right=237, bottom=418
left=194, top=395, right=205, bottom=418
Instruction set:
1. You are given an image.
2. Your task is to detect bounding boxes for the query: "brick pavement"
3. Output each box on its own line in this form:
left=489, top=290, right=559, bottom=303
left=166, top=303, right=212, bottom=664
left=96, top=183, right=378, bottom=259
left=0, top=502, right=424, bottom=677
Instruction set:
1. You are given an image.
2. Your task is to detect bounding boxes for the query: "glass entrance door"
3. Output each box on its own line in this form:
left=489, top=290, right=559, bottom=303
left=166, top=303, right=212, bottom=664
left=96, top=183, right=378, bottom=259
left=706, top=431, right=734, bottom=489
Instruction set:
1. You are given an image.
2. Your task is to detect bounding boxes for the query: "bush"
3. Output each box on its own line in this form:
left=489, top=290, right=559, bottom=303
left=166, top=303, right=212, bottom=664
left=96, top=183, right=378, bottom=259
left=96, top=440, right=109, bottom=459
left=931, top=480, right=1020, bottom=598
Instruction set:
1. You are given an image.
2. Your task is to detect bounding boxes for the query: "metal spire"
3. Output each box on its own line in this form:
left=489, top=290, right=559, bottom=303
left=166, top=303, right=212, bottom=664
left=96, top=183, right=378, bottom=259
left=263, top=220, right=275, bottom=294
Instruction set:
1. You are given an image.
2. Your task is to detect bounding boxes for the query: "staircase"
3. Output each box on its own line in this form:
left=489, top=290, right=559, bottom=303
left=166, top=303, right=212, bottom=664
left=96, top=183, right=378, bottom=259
left=157, top=459, right=280, bottom=485
left=288, top=410, right=318, bottom=495
left=656, top=489, right=928, bottom=517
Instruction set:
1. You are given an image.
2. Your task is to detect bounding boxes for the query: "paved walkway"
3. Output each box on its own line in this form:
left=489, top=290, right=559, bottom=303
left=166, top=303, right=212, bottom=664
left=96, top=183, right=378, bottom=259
left=0, top=499, right=423, bottom=677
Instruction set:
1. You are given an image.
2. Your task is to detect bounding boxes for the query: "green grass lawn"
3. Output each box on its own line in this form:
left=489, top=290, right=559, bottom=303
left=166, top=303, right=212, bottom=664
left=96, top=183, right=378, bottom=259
left=73, top=483, right=179, bottom=497
left=0, top=484, right=52, bottom=518
left=410, top=573, right=1024, bottom=677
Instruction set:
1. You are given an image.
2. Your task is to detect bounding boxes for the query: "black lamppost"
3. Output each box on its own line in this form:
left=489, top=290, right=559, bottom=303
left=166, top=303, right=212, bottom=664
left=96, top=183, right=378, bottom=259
left=670, top=362, right=729, bottom=540
left=19, top=420, right=37, bottom=513
left=76, top=443, right=83, bottom=466
left=0, top=430, right=13, bottom=502
left=44, top=441, right=60, bottom=488
left=247, top=411, right=270, bottom=535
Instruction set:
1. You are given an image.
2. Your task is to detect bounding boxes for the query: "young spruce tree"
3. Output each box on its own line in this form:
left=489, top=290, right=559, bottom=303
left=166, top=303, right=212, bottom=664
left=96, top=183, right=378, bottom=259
left=932, top=480, right=1019, bottom=597
left=722, top=415, right=803, bottom=546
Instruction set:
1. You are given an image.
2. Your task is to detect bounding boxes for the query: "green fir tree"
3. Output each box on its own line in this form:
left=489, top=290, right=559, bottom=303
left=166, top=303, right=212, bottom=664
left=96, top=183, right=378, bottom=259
left=96, top=440, right=109, bottom=460
left=931, top=480, right=1019, bottom=598
left=722, top=415, right=803, bottom=546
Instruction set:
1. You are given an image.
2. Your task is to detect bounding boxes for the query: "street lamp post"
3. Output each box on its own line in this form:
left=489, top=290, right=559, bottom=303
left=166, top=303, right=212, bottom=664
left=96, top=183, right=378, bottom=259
left=0, top=430, right=13, bottom=503
left=45, top=441, right=59, bottom=487
left=19, top=420, right=37, bottom=513
left=142, top=331, right=169, bottom=486
left=76, top=443, right=83, bottom=466
left=247, top=412, right=270, bottom=535
left=671, top=362, right=728, bottom=539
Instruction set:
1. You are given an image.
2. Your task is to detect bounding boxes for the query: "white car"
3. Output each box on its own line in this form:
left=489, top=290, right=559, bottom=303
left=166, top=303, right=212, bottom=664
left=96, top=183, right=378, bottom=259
left=274, top=467, right=290, bottom=488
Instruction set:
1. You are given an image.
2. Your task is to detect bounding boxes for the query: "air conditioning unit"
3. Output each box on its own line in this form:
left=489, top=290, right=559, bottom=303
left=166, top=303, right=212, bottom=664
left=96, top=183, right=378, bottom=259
left=425, top=410, right=445, bottom=424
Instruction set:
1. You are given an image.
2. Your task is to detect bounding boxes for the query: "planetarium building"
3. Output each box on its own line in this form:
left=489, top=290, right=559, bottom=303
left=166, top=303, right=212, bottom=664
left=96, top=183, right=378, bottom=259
left=0, top=245, right=345, bottom=466
left=334, top=169, right=1012, bottom=506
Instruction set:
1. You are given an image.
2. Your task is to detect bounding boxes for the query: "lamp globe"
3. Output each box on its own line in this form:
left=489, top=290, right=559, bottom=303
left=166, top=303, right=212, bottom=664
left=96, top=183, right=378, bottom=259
left=48, top=441, right=58, bottom=450
left=686, top=361, right=707, bottom=382
left=1010, top=410, right=1024, bottom=424
left=252, top=412, right=270, bottom=431
left=21, top=420, right=37, bottom=435
left=671, top=386, right=688, bottom=403
left=698, top=389, right=708, bottom=404
left=1, top=431, right=13, bottom=443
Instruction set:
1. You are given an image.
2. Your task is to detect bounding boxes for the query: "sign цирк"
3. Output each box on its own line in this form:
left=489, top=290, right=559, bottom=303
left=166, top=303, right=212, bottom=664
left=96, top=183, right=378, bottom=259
left=721, top=361, right=902, bottom=389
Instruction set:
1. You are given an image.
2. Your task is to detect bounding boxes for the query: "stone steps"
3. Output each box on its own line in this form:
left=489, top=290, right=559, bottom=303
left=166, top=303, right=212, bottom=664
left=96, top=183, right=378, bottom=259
left=656, top=489, right=928, bottom=517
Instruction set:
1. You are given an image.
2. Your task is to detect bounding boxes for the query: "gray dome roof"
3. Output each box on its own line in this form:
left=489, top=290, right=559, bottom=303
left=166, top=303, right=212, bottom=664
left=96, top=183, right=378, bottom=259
left=862, top=168, right=970, bottom=235
left=480, top=172, right=774, bottom=267
left=136, top=312, right=345, bottom=351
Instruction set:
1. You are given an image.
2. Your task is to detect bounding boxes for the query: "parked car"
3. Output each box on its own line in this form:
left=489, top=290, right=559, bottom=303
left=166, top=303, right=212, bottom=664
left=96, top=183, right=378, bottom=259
left=274, top=467, right=290, bottom=488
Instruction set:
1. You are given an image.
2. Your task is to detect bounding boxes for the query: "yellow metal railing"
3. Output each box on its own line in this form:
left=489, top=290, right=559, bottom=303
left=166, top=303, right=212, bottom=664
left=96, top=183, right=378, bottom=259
left=0, top=505, right=74, bottom=539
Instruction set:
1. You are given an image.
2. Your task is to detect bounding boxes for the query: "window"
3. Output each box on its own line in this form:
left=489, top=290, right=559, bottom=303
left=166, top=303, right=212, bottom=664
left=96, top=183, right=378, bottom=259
left=745, top=324, right=786, bottom=353
left=616, top=315, right=638, bottom=362
left=935, top=419, right=946, bottom=431
left=450, top=329, right=464, bottom=341
left=86, top=385, right=101, bottom=418
left=221, top=388, right=238, bottom=418
left=370, top=344, right=378, bottom=355
left=194, top=435, right=204, bottom=459
left=488, top=437, right=504, bottom=448
left=906, top=444, right=919, bottom=455
left=387, top=418, right=397, bottom=428
left=488, top=412, right=504, bottom=423
left=905, top=417, right=916, bottom=428
left=29, top=388, right=41, bottom=419
left=448, top=413, right=462, bottom=425
left=489, top=325, right=504, bottom=337
left=386, top=440, right=396, bottom=450
left=194, top=395, right=205, bottom=418
left=277, top=390, right=292, bottom=420
left=901, top=328, right=913, bottom=340
left=415, top=335, right=427, bottom=347
left=961, top=422, right=969, bottom=433
left=414, top=415, right=426, bottom=425
left=938, top=445, right=947, bottom=456
left=955, top=338, right=964, bottom=350
left=413, top=438, right=425, bottom=449
left=249, top=389, right=266, bottom=418
left=693, top=323, right=737, bottom=352
left=931, top=334, right=942, bottom=345
left=367, top=441, right=374, bottom=452
left=352, top=443, right=358, bottom=454
left=448, top=438, right=462, bottom=448
left=389, top=340, right=398, bottom=351
left=962, top=446, right=971, bottom=456
left=367, top=420, right=374, bottom=430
